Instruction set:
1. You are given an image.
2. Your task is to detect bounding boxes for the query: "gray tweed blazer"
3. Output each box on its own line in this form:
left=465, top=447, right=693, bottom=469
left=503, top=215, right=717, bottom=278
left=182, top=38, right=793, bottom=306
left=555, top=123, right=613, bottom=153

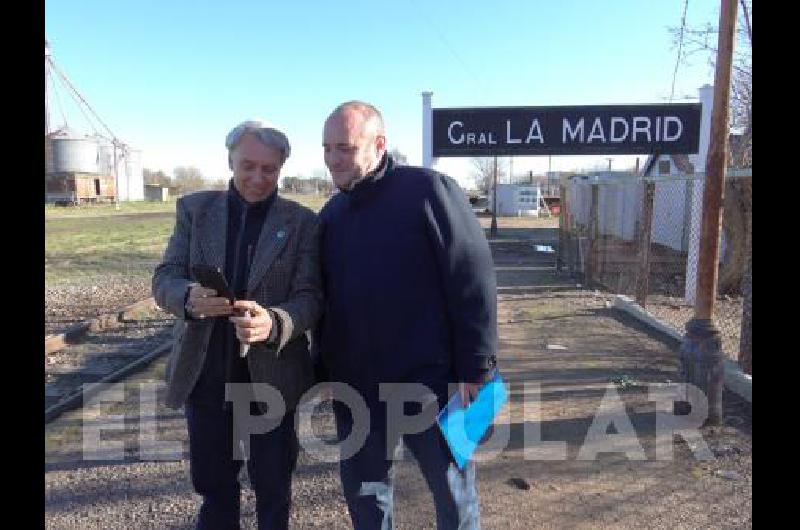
left=152, top=190, right=322, bottom=412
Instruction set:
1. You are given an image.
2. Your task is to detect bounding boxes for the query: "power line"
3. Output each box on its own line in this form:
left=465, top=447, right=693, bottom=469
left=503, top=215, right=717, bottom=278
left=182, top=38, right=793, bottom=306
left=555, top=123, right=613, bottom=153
left=47, top=58, right=116, bottom=145
left=65, top=73, right=106, bottom=139
left=669, top=0, right=690, bottom=102
left=47, top=68, right=69, bottom=130
left=46, top=55, right=122, bottom=144
left=739, top=0, right=751, bottom=44
left=409, top=0, right=491, bottom=97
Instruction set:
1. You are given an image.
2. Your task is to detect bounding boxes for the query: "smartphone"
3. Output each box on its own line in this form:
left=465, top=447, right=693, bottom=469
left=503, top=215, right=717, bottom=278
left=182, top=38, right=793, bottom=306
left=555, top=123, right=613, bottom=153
left=190, top=264, right=235, bottom=301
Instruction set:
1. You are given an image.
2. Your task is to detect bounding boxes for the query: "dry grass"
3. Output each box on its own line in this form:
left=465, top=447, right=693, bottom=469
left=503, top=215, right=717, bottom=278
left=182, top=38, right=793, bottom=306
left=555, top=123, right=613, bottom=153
left=44, top=192, right=332, bottom=285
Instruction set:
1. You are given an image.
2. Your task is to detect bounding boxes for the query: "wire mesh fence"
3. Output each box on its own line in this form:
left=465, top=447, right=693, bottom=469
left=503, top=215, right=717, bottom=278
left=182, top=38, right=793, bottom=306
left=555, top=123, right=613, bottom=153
left=558, top=169, right=752, bottom=370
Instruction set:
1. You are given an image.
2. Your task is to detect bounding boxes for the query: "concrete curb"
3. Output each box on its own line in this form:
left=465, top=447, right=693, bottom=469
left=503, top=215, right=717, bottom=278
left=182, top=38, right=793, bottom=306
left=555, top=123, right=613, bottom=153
left=613, top=295, right=751, bottom=403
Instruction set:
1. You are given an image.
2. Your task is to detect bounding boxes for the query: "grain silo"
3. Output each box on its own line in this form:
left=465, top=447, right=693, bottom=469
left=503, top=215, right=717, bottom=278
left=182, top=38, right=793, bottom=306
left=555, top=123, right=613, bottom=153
left=45, top=41, right=144, bottom=204
left=95, top=136, right=115, bottom=177
left=50, top=127, right=98, bottom=173
left=45, top=127, right=116, bottom=204
left=96, top=139, right=144, bottom=202
left=124, top=148, right=144, bottom=201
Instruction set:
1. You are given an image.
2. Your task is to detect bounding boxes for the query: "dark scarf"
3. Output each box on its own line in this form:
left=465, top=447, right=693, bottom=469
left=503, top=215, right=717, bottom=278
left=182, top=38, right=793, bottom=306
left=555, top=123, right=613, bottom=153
left=223, top=181, right=277, bottom=386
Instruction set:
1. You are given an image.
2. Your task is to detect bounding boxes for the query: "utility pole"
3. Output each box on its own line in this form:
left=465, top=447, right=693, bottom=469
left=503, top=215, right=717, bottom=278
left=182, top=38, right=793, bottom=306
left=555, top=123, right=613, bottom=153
left=490, top=156, right=498, bottom=237
left=680, top=0, right=738, bottom=425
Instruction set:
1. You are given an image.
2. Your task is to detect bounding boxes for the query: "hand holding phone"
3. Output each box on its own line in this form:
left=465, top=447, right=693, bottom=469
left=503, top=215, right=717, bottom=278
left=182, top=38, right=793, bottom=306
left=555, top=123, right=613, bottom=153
left=190, top=264, right=235, bottom=301
left=187, top=265, right=235, bottom=319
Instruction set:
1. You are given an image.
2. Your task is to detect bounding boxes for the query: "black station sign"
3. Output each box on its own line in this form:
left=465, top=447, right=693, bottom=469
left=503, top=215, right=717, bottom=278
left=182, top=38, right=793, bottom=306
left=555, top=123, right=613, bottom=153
left=432, top=104, right=701, bottom=156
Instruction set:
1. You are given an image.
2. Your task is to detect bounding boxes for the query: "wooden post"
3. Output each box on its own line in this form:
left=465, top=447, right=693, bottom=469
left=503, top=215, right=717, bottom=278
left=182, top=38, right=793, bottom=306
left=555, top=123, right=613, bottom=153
left=586, top=182, right=599, bottom=287
left=490, top=157, right=498, bottom=237
left=739, top=232, right=752, bottom=374
left=636, top=180, right=656, bottom=306
left=680, top=0, right=738, bottom=426
left=557, top=184, right=567, bottom=272
left=565, top=184, right=575, bottom=275
left=694, top=0, right=737, bottom=321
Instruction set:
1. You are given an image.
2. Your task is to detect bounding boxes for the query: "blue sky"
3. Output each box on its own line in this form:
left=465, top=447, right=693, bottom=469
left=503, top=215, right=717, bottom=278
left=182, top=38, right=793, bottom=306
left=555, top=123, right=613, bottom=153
left=45, top=0, right=722, bottom=188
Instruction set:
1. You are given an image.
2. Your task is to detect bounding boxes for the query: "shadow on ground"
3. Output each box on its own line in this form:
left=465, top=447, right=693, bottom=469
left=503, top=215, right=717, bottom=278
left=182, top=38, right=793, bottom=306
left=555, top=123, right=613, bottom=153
left=45, top=223, right=751, bottom=529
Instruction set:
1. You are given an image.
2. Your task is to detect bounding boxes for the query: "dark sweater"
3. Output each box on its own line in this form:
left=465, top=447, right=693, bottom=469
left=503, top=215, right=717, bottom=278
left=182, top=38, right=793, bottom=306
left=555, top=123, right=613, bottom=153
left=190, top=182, right=278, bottom=404
left=317, top=156, right=497, bottom=403
left=223, top=182, right=279, bottom=384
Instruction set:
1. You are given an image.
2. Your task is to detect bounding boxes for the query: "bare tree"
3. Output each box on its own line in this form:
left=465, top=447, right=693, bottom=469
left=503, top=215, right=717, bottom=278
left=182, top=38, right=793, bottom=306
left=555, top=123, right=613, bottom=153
left=389, top=148, right=408, bottom=166
left=471, top=157, right=507, bottom=193
left=738, top=241, right=751, bottom=374
left=668, top=0, right=751, bottom=166
left=206, top=178, right=229, bottom=190
left=143, top=168, right=172, bottom=187
left=173, top=166, right=206, bottom=195
left=670, top=0, right=752, bottom=294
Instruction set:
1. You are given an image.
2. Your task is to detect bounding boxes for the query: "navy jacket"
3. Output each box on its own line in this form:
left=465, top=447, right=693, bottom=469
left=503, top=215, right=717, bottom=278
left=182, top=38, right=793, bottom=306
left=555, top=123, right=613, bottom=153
left=317, top=155, right=497, bottom=402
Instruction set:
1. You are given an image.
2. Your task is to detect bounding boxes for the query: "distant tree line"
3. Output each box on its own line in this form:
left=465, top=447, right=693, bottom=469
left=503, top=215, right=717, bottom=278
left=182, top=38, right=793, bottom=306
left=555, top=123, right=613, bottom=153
left=144, top=167, right=338, bottom=197
left=143, top=167, right=227, bottom=195
left=281, top=176, right=333, bottom=195
left=144, top=146, right=411, bottom=197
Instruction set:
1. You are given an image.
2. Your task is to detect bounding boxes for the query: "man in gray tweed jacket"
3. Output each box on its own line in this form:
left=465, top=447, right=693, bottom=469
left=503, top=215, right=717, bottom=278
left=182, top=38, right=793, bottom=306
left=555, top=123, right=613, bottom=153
left=152, top=120, right=322, bottom=530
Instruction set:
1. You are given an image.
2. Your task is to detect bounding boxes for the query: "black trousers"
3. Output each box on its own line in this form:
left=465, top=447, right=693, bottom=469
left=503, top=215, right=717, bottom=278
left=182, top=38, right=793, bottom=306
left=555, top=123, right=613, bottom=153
left=186, top=347, right=299, bottom=530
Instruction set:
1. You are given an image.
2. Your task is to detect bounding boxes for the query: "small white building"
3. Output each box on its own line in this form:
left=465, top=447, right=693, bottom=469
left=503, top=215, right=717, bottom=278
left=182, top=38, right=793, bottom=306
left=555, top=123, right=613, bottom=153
left=144, top=184, right=170, bottom=202
left=488, top=183, right=542, bottom=217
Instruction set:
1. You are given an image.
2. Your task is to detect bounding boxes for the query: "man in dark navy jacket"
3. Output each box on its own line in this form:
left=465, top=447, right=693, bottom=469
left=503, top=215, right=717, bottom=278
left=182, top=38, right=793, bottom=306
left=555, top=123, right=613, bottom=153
left=317, top=101, right=497, bottom=530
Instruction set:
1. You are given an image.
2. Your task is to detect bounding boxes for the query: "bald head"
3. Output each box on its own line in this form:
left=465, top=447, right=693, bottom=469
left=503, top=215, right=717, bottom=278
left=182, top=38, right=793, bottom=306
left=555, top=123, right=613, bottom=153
left=323, top=100, right=387, bottom=191
left=327, top=100, right=385, bottom=138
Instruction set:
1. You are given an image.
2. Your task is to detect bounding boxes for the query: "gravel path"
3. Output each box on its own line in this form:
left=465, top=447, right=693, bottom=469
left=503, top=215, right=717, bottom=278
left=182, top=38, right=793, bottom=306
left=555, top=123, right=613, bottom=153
left=645, top=294, right=744, bottom=362
left=44, top=223, right=750, bottom=528
left=46, top=276, right=157, bottom=335
left=45, top=319, right=174, bottom=414
left=44, top=290, right=752, bottom=529
left=44, top=275, right=175, bottom=418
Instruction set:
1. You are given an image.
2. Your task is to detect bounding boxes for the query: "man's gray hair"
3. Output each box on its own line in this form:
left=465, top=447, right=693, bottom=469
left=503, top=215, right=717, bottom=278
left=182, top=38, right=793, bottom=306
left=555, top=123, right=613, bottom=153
left=225, top=120, right=291, bottom=162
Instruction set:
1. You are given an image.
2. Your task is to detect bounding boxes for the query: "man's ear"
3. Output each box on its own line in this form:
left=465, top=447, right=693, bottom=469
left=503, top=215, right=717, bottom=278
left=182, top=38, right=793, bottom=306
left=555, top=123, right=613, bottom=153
left=375, top=135, right=387, bottom=153
left=228, top=153, right=233, bottom=170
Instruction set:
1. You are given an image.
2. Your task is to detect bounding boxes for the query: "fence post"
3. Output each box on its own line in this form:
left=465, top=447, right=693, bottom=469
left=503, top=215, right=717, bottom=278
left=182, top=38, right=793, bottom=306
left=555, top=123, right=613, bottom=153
left=636, top=180, right=656, bottom=307
left=567, top=186, right=576, bottom=275
left=586, top=182, right=599, bottom=287
left=739, top=229, right=752, bottom=374
left=557, top=184, right=567, bottom=272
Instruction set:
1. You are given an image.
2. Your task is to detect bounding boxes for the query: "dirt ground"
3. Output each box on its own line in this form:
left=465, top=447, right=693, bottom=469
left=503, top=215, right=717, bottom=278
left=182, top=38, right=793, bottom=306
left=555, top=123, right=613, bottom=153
left=45, top=217, right=751, bottom=529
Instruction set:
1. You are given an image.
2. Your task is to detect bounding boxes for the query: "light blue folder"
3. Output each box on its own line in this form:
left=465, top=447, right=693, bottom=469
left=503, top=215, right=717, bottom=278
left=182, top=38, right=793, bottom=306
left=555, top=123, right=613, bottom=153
left=436, top=371, right=508, bottom=470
